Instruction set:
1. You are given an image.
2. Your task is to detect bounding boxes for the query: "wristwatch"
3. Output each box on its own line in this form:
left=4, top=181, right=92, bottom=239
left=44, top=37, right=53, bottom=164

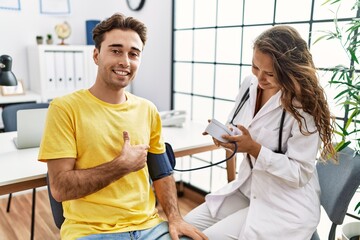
left=126, top=0, right=146, bottom=11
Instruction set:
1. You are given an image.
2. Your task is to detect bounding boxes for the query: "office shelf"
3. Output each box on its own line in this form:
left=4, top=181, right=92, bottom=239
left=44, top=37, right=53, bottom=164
left=27, top=45, right=97, bottom=102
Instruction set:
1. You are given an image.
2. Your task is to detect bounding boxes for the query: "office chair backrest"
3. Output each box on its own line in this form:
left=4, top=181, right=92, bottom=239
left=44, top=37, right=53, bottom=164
left=312, top=146, right=360, bottom=240
left=46, top=173, right=64, bottom=229
left=319, top=147, right=360, bottom=224
left=2, top=102, right=49, bottom=132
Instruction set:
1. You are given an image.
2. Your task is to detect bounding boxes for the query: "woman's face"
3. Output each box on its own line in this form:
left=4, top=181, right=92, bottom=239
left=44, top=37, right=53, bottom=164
left=251, top=48, right=280, bottom=92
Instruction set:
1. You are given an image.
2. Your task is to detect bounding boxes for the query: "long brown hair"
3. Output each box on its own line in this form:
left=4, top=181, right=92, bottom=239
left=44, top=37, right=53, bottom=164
left=254, top=25, right=336, bottom=161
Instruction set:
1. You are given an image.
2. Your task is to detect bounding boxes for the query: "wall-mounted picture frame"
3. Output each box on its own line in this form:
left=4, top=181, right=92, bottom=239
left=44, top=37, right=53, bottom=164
left=1, top=80, right=25, bottom=96
left=0, top=0, right=21, bottom=11
left=40, top=0, right=70, bottom=15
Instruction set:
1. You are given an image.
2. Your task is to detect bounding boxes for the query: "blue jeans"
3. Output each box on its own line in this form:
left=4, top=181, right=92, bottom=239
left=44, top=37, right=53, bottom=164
left=77, top=221, right=191, bottom=240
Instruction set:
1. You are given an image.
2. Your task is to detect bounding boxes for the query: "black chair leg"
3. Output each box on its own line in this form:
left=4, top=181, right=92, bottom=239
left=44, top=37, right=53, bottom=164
left=328, top=223, right=337, bottom=240
left=6, top=193, right=12, bottom=212
left=30, top=188, right=36, bottom=240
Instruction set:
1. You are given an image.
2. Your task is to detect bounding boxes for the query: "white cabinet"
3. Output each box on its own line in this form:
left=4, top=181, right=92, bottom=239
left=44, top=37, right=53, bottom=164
left=27, top=45, right=97, bottom=102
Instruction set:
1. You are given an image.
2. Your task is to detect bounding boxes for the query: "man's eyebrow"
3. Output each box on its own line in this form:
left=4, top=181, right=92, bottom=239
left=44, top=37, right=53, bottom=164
left=108, top=44, right=141, bottom=52
left=109, top=44, right=123, bottom=48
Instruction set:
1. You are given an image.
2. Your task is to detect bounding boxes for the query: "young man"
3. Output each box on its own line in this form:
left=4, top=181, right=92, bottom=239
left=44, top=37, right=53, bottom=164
left=38, top=13, right=207, bottom=240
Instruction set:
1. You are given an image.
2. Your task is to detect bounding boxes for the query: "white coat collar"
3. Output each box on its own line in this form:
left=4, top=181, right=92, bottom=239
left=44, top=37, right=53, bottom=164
left=249, top=77, right=282, bottom=123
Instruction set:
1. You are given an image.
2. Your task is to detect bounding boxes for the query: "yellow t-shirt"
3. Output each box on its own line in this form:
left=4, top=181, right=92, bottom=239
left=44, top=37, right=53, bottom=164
left=38, top=90, right=164, bottom=239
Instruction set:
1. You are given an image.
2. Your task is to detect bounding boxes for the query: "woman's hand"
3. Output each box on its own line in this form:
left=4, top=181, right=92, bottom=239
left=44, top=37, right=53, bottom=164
left=220, top=125, right=261, bottom=158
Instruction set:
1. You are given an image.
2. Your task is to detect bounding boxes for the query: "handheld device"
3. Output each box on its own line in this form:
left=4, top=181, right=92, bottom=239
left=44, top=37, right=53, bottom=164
left=204, top=119, right=241, bottom=143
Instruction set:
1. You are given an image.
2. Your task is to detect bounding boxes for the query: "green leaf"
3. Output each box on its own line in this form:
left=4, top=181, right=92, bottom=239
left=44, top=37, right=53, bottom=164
left=349, top=49, right=359, bottom=63
left=321, top=0, right=341, bottom=6
left=334, top=89, right=351, bottom=100
left=313, top=34, right=334, bottom=45
left=345, top=110, right=360, bottom=130
left=355, top=202, right=360, bottom=214
left=335, top=141, right=351, bottom=151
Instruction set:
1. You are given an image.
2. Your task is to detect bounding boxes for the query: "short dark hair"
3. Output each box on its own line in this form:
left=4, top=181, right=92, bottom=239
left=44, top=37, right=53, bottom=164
left=92, top=13, right=147, bottom=50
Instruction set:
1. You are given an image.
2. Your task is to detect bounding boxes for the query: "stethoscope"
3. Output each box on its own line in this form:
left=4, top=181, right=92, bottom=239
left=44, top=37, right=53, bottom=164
left=229, top=86, right=286, bottom=154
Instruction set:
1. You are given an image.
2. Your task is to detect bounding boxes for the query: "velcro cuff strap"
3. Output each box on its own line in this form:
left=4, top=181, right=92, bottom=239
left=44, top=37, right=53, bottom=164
left=147, top=152, right=173, bottom=181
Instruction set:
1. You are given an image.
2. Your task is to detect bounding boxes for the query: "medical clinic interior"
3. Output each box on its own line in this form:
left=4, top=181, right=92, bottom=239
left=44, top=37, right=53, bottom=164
left=0, top=0, right=359, bottom=239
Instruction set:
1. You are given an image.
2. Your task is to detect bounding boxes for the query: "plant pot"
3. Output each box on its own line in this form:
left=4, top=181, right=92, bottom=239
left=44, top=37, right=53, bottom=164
left=342, top=222, right=360, bottom=240
left=36, top=38, right=43, bottom=45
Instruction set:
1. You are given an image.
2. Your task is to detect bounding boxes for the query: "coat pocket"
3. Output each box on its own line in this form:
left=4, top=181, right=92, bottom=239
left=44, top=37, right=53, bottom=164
left=257, top=127, right=280, bottom=152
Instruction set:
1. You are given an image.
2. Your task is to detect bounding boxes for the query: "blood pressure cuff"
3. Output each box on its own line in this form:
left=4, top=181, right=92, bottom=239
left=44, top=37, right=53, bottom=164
left=147, top=143, right=176, bottom=181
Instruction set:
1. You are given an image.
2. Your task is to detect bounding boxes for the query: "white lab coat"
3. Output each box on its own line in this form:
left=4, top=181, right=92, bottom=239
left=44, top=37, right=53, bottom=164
left=205, top=75, right=321, bottom=239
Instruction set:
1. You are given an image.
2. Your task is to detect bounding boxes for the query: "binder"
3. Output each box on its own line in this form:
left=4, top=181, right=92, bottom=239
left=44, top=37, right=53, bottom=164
left=64, top=52, right=75, bottom=91
left=74, top=52, right=85, bottom=89
left=54, top=52, right=66, bottom=91
left=44, top=51, right=56, bottom=91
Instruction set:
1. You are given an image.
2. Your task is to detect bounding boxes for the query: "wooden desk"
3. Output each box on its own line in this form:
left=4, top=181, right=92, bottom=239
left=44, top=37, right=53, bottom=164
left=0, top=122, right=217, bottom=196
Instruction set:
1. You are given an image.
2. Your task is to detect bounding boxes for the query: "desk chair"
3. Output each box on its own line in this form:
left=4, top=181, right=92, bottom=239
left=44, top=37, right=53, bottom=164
left=311, top=146, right=360, bottom=240
left=46, top=173, right=64, bottom=229
left=1, top=102, right=49, bottom=240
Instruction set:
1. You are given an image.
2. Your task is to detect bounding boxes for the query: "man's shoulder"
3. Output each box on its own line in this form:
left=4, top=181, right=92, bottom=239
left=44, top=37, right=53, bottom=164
left=50, top=89, right=88, bottom=108
left=126, top=92, right=157, bottom=109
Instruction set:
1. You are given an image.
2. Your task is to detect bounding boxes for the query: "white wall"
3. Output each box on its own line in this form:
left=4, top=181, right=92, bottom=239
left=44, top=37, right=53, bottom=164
left=0, top=0, right=172, bottom=111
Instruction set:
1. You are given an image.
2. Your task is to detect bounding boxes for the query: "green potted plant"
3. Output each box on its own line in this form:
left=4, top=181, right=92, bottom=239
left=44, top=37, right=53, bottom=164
left=315, top=0, right=360, bottom=238
left=46, top=34, right=53, bottom=45
left=314, top=0, right=360, bottom=154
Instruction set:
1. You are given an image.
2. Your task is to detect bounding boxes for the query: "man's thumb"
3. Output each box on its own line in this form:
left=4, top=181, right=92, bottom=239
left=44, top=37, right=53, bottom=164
left=123, top=131, right=130, bottom=143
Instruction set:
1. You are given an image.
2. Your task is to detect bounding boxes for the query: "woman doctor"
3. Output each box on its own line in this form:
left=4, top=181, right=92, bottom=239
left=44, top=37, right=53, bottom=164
left=184, top=25, right=336, bottom=239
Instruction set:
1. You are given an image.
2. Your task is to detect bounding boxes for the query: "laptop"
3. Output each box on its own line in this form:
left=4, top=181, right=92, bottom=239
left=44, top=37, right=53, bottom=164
left=13, top=108, right=48, bottom=149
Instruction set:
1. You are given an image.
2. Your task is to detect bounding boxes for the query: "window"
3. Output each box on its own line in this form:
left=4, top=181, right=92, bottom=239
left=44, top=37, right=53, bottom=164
left=172, top=0, right=357, bottom=193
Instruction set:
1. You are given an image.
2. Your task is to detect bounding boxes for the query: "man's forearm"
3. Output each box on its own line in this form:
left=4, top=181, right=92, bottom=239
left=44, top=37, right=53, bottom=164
left=153, top=175, right=182, bottom=221
left=50, top=159, right=129, bottom=201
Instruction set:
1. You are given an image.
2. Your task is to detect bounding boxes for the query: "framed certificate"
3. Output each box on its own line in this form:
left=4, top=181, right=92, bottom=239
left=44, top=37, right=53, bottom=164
left=39, top=0, right=70, bottom=15
left=0, top=0, right=21, bottom=11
